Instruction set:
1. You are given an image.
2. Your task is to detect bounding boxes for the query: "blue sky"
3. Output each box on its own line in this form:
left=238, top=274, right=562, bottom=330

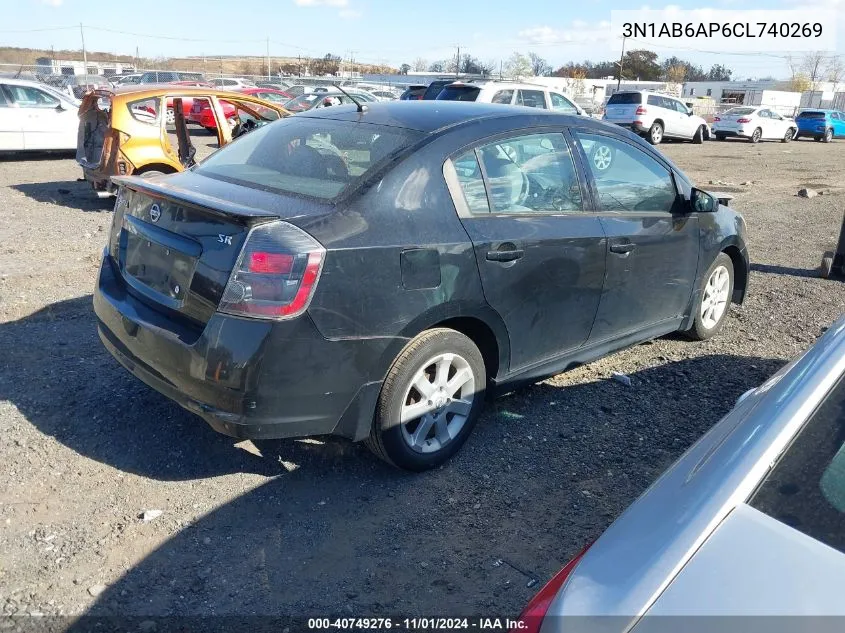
left=1, top=0, right=842, bottom=79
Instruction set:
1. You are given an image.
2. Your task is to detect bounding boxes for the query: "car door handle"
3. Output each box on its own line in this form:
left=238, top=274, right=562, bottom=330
left=486, top=249, right=524, bottom=262
left=609, top=242, right=635, bottom=254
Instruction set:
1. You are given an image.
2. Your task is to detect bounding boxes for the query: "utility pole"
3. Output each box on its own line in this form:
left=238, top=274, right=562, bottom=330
left=266, top=36, right=270, bottom=80
left=135, top=45, right=139, bottom=71
left=455, top=45, right=461, bottom=78
left=79, top=22, right=88, bottom=86
left=499, top=59, right=502, bottom=80
left=616, top=35, right=626, bottom=92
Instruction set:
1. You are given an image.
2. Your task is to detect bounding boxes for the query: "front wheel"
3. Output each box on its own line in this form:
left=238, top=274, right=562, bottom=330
left=782, top=128, right=795, bottom=143
left=824, top=128, right=833, bottom=143
left=750, top=128, right=762, bottom=143
left=692, top=125, right=705, bottom=144
left=685, top=253, right=734, bottom=341
left=366, top=328, right=486, bottom=471
left=647, top=122, right=663, bottom=145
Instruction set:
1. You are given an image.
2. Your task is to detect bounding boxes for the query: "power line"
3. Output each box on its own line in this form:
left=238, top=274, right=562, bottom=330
left=0, top=26, right=77, bottom=33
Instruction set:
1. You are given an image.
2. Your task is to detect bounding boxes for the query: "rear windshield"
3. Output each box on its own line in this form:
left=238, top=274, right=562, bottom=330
left=436, top=85, right=481, bottom=102
left=607, top=93, right=642, bottom=105
left=725, top=107, right=756, bottom=115
left=423, top=81, right=449, bottom=100
left=194, top=117, right=423, bottom=200
left=797, top=111, right=827, bottom=119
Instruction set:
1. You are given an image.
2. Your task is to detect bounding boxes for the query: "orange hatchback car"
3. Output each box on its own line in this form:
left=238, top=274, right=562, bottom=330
left=76, top=85, right=289, bottom=196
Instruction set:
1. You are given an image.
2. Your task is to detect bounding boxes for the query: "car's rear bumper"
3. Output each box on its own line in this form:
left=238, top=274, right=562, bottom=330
left=93, top=253, right=387, bottom=441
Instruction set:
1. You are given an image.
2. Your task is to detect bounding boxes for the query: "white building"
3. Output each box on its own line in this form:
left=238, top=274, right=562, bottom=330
left=35, top=57, right=135, bottom=77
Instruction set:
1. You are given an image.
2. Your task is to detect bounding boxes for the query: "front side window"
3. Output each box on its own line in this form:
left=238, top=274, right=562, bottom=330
left=491, top=89, right=513, bottom=105
left=195, top=118, right=422, bottom=200
left=550, top=93, right=578, bottom=114
left=0, top=85, right=10, bottom=107
left=474, top=133, right=582, bottom=214
left=6, top=85, right=59, bottom=108
left=750, top=376, right=845, bottom=554
left=516, top=90, right=546, bottom=109
left=573, top=132, right=677, bottom=214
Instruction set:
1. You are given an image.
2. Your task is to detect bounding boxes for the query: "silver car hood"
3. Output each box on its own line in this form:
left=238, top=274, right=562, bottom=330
left=542, top=316, right=845, bottom=631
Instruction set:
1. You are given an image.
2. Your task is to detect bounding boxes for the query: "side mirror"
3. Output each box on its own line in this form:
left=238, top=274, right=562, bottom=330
left=691, top=188, right=717, bottom=213
left=55, top=103, right=65, bottom=112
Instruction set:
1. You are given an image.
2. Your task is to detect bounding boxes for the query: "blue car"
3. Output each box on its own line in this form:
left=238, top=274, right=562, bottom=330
left=795, top=109, right=845, bottom=142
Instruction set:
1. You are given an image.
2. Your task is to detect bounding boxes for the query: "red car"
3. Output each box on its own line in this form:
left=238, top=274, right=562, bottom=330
left=234, top=86, right=293, bottom=104
left=188, top=87, right=292, bottom=131
left=165, top=81, right=214, bottom=124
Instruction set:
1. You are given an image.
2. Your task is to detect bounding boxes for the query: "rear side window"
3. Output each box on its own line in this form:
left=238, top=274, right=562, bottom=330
left=436, top=85, right=481, bottom=102
left=127, top=97, right=160, bottom=125
left=608, top=93, right=642, bottom=105
left=750, top=376, right=845, bottom=555
left=491, top=89, right=513, bottom=104
left=0, top=85, right=10, bottom=107
left=573, top=132, right=677, bottom=214
left=195, top=118, right=422, bottom=200
left=452, top=151, right=490, bottom=214
left=516, top=89, right=546, bottom=109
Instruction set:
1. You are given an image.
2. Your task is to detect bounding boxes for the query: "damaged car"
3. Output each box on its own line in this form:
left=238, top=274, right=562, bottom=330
left=77, top=85, right=289, bottom=196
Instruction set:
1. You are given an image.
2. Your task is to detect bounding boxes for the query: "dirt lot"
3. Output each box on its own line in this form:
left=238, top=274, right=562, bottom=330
left=1, top=132, right=844, bottom=621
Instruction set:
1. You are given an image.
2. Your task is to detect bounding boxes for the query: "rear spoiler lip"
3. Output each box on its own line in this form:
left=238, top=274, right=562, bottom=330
left=112, top=175, right=280, bottom=220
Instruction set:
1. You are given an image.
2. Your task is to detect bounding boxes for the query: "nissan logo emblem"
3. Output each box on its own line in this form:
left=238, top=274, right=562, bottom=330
left=149, top=204, right=161, bottom=223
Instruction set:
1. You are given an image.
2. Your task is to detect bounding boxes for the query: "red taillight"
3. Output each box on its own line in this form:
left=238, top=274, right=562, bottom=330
left=249, top=251, right=293, bottom=274
left=736, top=117, right=751, bottom=123
left=510, top=544, right=591, bottom=633
left=219, top=221, right=325, bottom=321
left=713, top=116, right=721, bottom=122
left=635, top=105, right=647, bottom=115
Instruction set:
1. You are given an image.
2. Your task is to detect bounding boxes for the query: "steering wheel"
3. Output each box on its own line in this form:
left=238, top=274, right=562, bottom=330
left=514, top=169, right=531, bottom=207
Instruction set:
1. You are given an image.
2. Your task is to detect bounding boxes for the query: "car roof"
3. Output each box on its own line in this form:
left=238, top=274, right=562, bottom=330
left=297, top=100, right=606, bottom=134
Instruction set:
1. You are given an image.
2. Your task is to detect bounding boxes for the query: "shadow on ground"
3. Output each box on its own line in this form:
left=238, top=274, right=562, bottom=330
left=751, top=263, right=821, bottom=279
left=12, top=179, right=113, bottom=213
left=2, top=295, right=788, bottom=616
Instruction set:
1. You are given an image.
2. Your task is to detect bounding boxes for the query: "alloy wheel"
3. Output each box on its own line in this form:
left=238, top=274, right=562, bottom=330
left=399, top=352, right=476, bottom=454
left=592, top=145, right=613, bottom=171
left=701, top=265, right=730, bottom=329
left=751, top=128, right=762, bottom=143
left=650, top=125, right=663, bottom=144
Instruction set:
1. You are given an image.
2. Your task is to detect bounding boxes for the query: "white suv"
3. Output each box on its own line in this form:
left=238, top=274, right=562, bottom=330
left=603, top=90, right=710, bottom=145
left=435, top=81, right=586, bottom=116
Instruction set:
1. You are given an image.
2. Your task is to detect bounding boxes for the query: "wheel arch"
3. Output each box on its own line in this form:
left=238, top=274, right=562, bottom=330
left=133, top=162, right=179, bottom=176
left=722, top=243, right=748, bottom=304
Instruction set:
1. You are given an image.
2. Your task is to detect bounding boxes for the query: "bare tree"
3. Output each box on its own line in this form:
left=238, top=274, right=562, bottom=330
left=412, top=57, right=428, bottom=72
left=528, top=52, right=551, bottom=77
left=505, top=52, right=532, bottom=79
left=827, top=55, right=844, bottom=92
left=801, top=51, right=829, bottom=92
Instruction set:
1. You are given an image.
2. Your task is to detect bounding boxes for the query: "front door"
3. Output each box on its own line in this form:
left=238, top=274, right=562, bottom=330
left=571, top=130, right=699, bottom=342
left=447, top=131, right=606, bottom=371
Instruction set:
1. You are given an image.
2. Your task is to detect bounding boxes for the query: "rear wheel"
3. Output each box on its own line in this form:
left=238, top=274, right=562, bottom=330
left=750, top=128, right=762, bottom=143
left=685, top=253, right=734, bottom=341
left=165, top=108, right=175, bottom=125
left=647, top=121, right=663, bottom=145
left=782, top=128, right=795, bottom=143
left=139, top=170, right=166, bottom=178
left=692, top=125, right=705, bottom=144
left=366, top=328, right=486, bottom=471
left=824, top=128, right=833, bottom=143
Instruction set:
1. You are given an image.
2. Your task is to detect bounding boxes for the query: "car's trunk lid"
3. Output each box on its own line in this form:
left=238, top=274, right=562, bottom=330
left=604, top=93, right=642, bottom=122
left=110, top=171, right=330, bottom=327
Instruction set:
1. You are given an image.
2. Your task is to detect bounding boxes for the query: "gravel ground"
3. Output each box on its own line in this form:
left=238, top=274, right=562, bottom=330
left=1, top=132, right=844, bottom=621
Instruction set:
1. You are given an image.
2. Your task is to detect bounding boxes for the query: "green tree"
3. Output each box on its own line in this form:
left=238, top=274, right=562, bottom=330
left=400, top=63, right=411, bottom=75
left=621, top=49, right=661, bottom=81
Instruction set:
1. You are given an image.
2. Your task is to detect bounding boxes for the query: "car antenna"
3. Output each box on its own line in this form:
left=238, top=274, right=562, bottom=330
left=333, top=82, right=368, bottom=113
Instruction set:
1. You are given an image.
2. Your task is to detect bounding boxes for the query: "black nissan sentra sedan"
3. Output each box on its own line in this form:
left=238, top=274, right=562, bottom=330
left=94, top=101, right=749, bottom=471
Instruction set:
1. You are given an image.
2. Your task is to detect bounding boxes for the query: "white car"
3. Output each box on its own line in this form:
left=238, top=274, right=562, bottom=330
left=435, top=81, right=585, bottom=116
left=0, top=78, right=79, bottom=151
left=711, top=106, right=797, bottom=143
left=603, top=90, right=710, bottom=145
left=210, top=77, right=256, bottom=89
left=369, top=89, right=399, bottom=101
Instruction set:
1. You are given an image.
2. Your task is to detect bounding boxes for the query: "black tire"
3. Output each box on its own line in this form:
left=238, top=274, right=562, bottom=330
left=750, top=128, right=762, bottom=143
left=365, top=328, right=486, bottom=472
left=824, top=128, right=833, bottom=143
left=821, top=251, right=835, bottom=279
left=692, top=125, right=705, bottom=144
left=782, top=128, right=795, bottom=143
left=685, top=252, right=735, bottom=341
left=815, top=136, right=822, bottom=142
left=204, top=126, right=218, bottom=134
left=715, top=133, right=726, bottom=141
left=647, top=121, right=663, bottom=145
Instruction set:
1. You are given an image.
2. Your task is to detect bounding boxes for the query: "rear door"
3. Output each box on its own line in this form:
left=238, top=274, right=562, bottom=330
left=515, top=89, right=547, bottom=109
left=0, top=85, right=24, bottom=150
left=446, top=130, right=606, bottom=370
left=571, top=130, right=699, bottom=341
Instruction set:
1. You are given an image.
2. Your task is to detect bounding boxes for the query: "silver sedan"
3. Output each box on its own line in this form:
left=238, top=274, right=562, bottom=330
left=515, top=314, right=845, bottom=633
